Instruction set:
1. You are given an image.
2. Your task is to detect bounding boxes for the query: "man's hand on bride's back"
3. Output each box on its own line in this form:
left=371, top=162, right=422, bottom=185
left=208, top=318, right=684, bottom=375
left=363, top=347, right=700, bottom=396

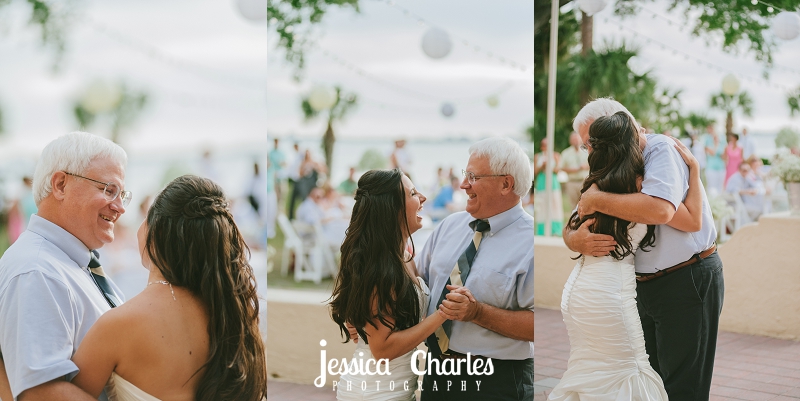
left=438, top=285, right=479, bottom=322
left=577, top=184, right=600, bottom=217
left=571, top=218, right=617, bottom=257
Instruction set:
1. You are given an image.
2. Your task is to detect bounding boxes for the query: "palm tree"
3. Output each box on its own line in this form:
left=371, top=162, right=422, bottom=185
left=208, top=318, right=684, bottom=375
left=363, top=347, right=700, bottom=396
left=301, top=86, right=358, bottom=172
left=709, top=90, right=754, bottom=136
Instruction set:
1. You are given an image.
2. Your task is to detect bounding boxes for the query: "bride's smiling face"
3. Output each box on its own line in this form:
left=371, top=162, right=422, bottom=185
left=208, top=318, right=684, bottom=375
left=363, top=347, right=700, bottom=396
left=401, top=175, right=426, bottom=236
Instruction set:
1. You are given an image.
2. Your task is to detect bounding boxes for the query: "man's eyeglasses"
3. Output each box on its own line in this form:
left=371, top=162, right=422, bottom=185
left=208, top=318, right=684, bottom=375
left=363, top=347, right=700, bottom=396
left=461, top=169, right=508, bottom=185
left=64, top=172, right=132, bottom=207
left=579, top=144, right=589, bottom=153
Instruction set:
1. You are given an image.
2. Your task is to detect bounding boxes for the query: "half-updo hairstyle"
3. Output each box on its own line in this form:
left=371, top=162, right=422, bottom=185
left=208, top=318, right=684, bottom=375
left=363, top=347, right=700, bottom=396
left=330, top=169, right=419, bottom=344
left=567, top=111, right=656, bottom=259
left=144, top=175, right=266, bottom=401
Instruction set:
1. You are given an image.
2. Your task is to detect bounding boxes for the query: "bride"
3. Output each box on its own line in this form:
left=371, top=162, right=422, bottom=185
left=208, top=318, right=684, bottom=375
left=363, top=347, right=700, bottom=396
left=70, top=175, right=267, bottom=401
left=329, top=169, right=448, bottom=401
left=549, top=112, right=702, bottom=400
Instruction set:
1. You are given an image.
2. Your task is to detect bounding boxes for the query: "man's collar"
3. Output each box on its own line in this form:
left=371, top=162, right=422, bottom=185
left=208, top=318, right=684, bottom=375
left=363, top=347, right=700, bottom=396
left=474, top=201, right=524, bottom=235
left=27, top=214, right=92, bottom=268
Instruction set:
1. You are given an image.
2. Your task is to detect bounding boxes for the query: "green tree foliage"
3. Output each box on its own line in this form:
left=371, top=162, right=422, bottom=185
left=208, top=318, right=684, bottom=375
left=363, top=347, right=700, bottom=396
left=532, top=0, right=800, bottom=151
left=709, top=90, right=754, bottom=136
left=267, top=0, right=359, bottom=80
left=536, top=0, right=800, bottom=67
left=684, top=111, right=716, bottom=132
left=301, top=86, right=358, bottom=171
left=788, top=87, right=800, bottom=117
left=73, top=83, right=148, bottom=144
left=533, top=41, right=662, bottom=151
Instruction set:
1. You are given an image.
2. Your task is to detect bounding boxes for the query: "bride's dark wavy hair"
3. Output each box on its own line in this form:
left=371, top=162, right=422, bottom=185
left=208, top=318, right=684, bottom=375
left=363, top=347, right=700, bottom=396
left=568, top=111, right=656, bottom=259
left=144, top=175, right=266, bottom=401
left=329, top=169, right=419, bottom=344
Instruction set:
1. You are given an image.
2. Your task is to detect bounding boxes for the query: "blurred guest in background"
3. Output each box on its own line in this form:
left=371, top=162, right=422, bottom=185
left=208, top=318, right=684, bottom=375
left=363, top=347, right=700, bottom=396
left=704, top=125, right=726, bottom=196
left=337, top=167, right=358, bottom=197
left=559, top=132, right=589, bottom=210
left=740, top=127, right=757, bottom=163
left=726, top=161, right=765, bottom=220
left=534, top=138, right=563, bottom=236
left=268, top=138, right=286, bottom=203
left=723, top=133, right=744, bottom=188
left=389, top=139, right=412, bottom=179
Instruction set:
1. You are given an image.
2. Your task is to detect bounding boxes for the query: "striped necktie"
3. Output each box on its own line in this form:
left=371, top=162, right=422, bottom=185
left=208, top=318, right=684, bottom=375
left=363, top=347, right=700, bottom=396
left=88, top=251, right=121, bottom=308
left=426, top=219, right=490, bottom=359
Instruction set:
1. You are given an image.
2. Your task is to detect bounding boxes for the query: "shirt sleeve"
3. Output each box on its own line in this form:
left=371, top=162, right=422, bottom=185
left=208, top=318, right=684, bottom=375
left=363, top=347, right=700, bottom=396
left=0, top=271, right=79, bottom=399
left=641, top=140, right=688, bottom=211
left=516, top=246, right=535, bottom=312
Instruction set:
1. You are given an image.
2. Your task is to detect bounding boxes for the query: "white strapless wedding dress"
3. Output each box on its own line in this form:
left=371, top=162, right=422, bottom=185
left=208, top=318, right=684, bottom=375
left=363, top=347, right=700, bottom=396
left=106, top=373, right=161, bottom=401
left=336, top=277, right=429, bottom=401
left=549, top=224, right=668, bottom=401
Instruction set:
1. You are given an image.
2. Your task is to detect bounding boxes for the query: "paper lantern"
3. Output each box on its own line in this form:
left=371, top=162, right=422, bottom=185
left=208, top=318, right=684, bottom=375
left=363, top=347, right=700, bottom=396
left=577, top=0, right=608, bottom=16
left=486, top=96, right=499, bottom=108
left=236, top=0, right=268, bottom=22
left=773, top=11, right=800, bottom=41
left=308, top=86, right=337, bottom=111
left=80, top=80, right=122, bottom=114
left=441, top=103, right=455, bottom=117
left=421, top=28, right=453, bottom=59
left=722, top=74, right=740, bottom=96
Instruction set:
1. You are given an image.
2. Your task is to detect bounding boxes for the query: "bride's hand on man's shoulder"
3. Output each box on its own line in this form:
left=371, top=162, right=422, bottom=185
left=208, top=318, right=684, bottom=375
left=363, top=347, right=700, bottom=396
left=670, top=136, right=698, bottom=170
left=438, top=285, right=479, bottom=322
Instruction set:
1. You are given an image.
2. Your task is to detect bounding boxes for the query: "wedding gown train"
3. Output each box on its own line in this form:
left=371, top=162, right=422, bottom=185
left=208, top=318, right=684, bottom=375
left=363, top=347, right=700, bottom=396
left=336, top=277, right=429, bottom=401
left=548, top=224, right=668, bottom=401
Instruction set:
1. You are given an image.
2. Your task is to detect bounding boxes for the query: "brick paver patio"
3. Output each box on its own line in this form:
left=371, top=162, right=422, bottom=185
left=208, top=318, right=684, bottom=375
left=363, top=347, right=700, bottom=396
left=534, top=307, right=800, bottom=401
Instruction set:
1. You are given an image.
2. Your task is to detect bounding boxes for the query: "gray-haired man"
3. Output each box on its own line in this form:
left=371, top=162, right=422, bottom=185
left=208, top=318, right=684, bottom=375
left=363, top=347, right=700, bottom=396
left=0, top=132, right=129, bottom=400
left=418, top=136, right=534, bottom=400
left=565, top=98, right=722, bottom=401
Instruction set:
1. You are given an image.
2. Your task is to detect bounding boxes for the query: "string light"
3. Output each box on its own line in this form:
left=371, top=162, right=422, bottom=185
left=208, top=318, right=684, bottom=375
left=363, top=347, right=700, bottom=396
left=83, top=16, right=265, bottom=90
left=601, top=17, right=797, bottom=92
left=378, top=0, right=532, bottom=76
left=312, top=44, right=519, bottom=111
left=636, top=4, right=800, bottom=75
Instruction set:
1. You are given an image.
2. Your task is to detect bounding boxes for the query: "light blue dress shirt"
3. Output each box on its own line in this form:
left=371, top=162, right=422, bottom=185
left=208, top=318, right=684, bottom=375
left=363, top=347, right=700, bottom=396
left=416, top=202, right=534, bottom=360
left=0, top=214, right=124, bottom=400
left=636, top=134, right=717, bottom=273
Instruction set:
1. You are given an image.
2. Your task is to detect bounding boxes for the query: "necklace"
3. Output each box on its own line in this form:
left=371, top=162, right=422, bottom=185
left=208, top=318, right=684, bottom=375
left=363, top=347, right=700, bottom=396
left=148, top=280, right=176, bottom=301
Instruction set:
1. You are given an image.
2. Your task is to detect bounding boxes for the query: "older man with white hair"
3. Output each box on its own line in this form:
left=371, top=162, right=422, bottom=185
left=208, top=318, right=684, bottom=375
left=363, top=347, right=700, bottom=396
left=417, top=136, right=534, bottom=400
left=0, top=132, right=129, bottom=401
left=565, top=98, right=722, bottom=401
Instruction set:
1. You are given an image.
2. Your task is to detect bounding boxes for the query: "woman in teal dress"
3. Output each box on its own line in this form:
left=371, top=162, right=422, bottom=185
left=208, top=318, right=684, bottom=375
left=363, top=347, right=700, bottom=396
left=533, top=138, right=564, bottom=236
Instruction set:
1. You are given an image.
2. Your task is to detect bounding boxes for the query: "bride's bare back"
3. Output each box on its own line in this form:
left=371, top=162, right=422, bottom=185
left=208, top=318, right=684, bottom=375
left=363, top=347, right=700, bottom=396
left=72, top=283, right=209, bottom=401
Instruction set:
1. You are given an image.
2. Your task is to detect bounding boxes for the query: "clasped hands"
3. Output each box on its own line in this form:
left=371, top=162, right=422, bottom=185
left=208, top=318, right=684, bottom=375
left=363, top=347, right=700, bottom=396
left=345, top=285, right=480, bottom=343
